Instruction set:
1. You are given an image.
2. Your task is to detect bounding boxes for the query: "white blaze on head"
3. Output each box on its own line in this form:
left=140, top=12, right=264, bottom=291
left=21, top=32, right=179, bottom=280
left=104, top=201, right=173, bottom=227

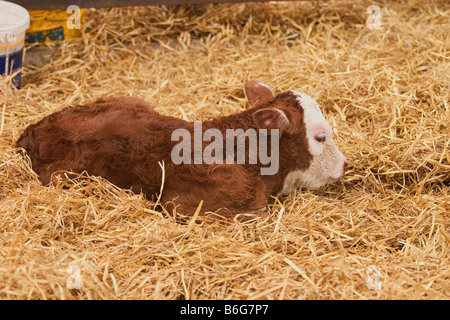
left=281, top=92, right=347, bottom=195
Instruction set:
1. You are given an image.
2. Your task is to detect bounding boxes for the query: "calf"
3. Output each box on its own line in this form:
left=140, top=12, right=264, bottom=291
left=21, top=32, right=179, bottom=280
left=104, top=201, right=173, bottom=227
left=16, top=81, right=347, bottom=219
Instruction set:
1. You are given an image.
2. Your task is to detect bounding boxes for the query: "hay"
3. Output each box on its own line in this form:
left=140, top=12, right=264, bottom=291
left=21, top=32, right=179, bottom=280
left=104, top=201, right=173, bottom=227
left=0, top=0, right=449, bottom=299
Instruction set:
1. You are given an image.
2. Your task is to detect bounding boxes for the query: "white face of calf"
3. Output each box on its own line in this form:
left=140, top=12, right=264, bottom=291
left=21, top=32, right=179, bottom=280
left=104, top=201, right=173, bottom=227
left=281, top=92, right=347, bottom=194
left=245, top=81, right=347, bottom=195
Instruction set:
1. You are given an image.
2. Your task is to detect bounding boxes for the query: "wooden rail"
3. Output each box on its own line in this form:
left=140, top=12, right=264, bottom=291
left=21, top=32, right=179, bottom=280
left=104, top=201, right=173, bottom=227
left=11, top=0, right=302, bottom=10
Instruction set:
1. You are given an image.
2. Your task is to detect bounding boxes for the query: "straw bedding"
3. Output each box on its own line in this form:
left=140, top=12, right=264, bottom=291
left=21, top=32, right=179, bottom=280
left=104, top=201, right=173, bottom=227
left=0, top=0, right=449, bottom=299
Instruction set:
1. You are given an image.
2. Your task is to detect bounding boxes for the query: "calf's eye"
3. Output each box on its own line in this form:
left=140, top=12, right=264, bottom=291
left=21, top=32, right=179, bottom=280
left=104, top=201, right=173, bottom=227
left=314, top=133, right=326, bottom=143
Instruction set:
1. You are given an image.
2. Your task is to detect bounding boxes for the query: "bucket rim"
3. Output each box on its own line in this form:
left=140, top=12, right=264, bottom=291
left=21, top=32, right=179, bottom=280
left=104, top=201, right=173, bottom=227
left=0, top=0, right=30, bottom=32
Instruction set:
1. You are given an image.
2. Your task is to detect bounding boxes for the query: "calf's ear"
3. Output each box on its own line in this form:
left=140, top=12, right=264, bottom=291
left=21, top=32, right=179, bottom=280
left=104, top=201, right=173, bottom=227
left=253, top=107, right=290, bottom=132
left=245, top=80, right=274, bottom=107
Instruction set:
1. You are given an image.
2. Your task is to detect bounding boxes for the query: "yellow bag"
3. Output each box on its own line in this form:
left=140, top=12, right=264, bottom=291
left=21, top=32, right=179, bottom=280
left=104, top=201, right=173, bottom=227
left=26, top=8, right=85, bottom=44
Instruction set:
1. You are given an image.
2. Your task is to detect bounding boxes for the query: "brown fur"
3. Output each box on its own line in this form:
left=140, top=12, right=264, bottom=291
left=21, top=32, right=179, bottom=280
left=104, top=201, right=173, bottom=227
left=16, top=87, right=312, bottom=219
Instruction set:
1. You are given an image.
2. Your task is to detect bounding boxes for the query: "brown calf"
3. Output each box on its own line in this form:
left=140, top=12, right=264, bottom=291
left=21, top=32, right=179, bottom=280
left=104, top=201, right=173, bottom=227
left=16, top=81, right=347, bottom=219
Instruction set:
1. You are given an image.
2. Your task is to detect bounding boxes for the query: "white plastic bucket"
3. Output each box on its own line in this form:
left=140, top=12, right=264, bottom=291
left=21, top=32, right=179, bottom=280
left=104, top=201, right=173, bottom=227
left=0, top=0, right=30, bottom=88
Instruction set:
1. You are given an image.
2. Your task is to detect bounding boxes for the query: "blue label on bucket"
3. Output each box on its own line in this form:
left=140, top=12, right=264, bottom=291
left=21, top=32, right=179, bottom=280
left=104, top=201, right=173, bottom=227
left=0, top=47, right=24, bottom=88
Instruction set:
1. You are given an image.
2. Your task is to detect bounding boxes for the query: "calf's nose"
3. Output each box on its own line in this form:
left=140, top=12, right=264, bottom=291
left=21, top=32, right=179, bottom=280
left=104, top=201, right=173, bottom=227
left=343, top=160, right=349, bottom=171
